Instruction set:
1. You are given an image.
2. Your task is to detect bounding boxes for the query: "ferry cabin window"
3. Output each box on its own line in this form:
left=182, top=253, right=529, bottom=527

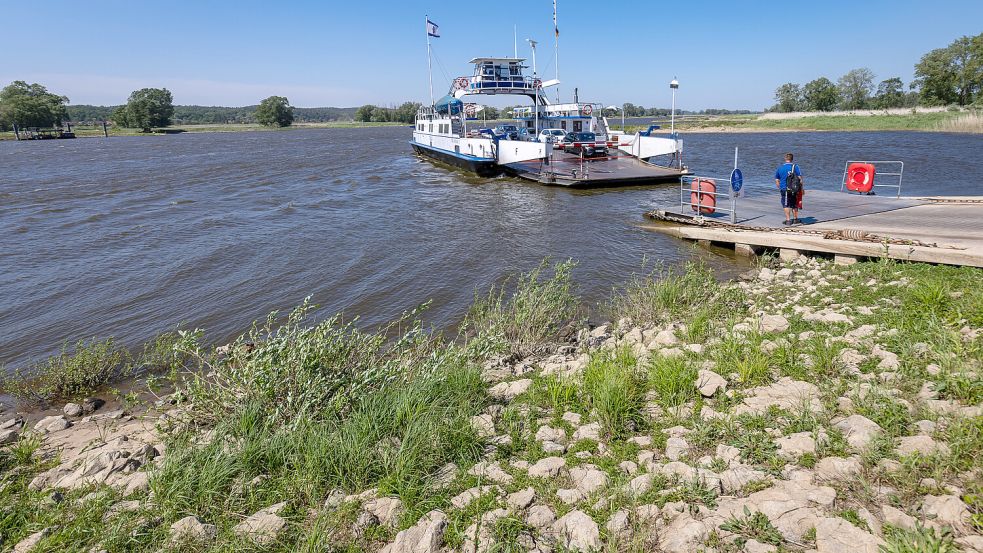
left=573, top=121, right=582, bottom=132
left=561, top=121, right=567, bottom=130
left=429, top=124, right=433, bottom=132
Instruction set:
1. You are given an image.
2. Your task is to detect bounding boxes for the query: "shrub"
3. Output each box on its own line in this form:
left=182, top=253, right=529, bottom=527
left=180, top=299, right=448, bottom=427
left=1, top=338, right=131, bottom=403
left=153, top=360, right=485, bottom=522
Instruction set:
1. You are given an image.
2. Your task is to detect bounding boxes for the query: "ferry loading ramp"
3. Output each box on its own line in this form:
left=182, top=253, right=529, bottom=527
left=506, top=149, right=688, bottom=187
left=645, top=188, right=983, bottom=268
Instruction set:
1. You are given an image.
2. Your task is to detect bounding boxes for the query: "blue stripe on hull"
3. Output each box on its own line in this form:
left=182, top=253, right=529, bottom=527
left=410, top=141, right=502, bottom=177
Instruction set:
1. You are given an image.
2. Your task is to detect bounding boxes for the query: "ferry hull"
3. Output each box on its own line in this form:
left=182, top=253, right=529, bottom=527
left=410, top=141, right=502, bottom=177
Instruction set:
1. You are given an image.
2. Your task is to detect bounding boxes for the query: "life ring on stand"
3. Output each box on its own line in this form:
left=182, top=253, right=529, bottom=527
left=581, top=104, right=593, bottom=116
left=690, top=178, right=716, bottom=214
left=846, top=163, right=875, bottom=193
left=453, top=77, right=470, bottom=91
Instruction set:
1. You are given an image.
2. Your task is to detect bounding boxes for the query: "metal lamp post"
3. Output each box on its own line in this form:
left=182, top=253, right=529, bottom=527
left=527, top=39, right=539, bottom=137
left=669, top=77, right=679, bottom=136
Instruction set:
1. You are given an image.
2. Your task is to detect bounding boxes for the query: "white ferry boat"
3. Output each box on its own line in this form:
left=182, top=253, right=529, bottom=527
left=410, top=56, right=687, bottom=187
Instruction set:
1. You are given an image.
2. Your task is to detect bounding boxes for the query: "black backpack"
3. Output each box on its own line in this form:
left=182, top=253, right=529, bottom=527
left=786, top=164, right=802, bottom=195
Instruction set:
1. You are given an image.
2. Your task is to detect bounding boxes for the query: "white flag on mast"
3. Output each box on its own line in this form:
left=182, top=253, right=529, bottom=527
left=426, top=19, right=439, bottom=37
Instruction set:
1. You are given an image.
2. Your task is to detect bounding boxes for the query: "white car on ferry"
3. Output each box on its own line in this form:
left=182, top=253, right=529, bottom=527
left=537, top=128, right=566, bottom=143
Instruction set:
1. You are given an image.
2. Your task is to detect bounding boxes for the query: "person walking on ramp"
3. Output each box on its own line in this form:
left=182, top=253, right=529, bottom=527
left=775, top=153, right=804, bottom=225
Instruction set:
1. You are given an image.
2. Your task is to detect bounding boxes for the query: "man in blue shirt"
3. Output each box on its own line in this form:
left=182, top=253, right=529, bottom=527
left=774, top=152, right=804, bottom=225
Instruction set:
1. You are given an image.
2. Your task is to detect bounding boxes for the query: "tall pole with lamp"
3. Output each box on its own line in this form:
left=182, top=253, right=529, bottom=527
left=669, top=77, right=679, bottom=136
left=527, top=39, right=539, bottom=137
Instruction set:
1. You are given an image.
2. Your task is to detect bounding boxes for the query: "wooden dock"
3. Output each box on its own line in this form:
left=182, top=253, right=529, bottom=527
left=644, top=189, right=983, bottom=267
left=507, top=151, right=686, bottom=187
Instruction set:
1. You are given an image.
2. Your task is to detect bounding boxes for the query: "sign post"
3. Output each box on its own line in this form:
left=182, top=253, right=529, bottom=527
left=729, top=147, right=742, bottom=224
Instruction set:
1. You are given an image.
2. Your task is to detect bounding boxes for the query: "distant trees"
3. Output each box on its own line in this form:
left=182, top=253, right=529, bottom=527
left=871, top=78, right=907, bottom=109
left=837, top=68, right=875, bottom=110
left=354, top=102, right=422, bottom=123
left=256, top=96, right=294, bottom=127
left=113, top=88, right=175, bottom=131
left=770, top=32, right=983, bottom=112
left=479, top=106, right=500, bottom=119
left=914, top=33, right=983, bottom=106
left=803, top=77, right=840, bottom=112
left=0, top=81, right=70, bottom=130
left=773, top=83, right=803, bottom=112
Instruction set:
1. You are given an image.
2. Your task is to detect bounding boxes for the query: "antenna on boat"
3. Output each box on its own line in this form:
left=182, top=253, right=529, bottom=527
left=553, top=0, right=560, bottom=103
left=513, top=25, right=518, bottom=58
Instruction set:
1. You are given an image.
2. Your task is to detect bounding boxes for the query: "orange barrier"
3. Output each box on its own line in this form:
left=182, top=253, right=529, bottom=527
left=690, top=178, right=716, bottom=214
left=846, top=163, right=875, bottom=193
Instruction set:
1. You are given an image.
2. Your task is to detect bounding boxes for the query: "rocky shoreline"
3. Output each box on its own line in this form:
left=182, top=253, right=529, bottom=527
left=2, top=257, right=981, bottom=552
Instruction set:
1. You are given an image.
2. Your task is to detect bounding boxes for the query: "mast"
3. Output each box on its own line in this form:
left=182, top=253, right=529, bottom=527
left=513, top=25, right=517, bottom=58
left=426, top=15, right=434, bottom=107
left=528, top=39, right=539, bottom=137
left=553, top=0, right=559, bottom=103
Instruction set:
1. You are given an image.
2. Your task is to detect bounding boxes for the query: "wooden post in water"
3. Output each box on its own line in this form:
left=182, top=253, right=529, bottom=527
left=102, top=121, right=109, bottom=137
left=13, top=123, right=20, bottom=140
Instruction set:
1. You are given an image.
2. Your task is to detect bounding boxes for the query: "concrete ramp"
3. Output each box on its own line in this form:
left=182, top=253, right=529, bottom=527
left=646, top=190, right=983, bottom=267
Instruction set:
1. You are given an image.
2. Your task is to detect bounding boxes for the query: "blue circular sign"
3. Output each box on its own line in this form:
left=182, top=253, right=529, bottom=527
left=730, top=168, right=743, bottom=192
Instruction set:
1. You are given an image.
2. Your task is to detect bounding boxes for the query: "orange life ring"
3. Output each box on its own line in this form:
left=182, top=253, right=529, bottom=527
left=846, top=163, right=875, bottom=193
left=581, top=104, right=593, bottom=116
left=690, top=178, right=716, bottom=214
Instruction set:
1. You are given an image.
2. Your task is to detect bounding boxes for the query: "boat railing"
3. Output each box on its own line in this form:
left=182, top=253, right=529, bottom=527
left=455, top=75, right=543, bottom=94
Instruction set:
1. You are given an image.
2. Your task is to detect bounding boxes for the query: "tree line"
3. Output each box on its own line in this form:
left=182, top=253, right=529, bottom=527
left=0, top=81, right=354, bottom=131
left=67, top=105, right=358, bottom=125
left=771, top=33, right=983, bottom=112
left=354, top=102, right=423, bottom=123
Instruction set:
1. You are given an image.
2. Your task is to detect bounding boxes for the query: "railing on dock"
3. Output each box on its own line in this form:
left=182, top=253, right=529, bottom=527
left=679, top=175, right=738, bottom=224
left=840, top=161, right=904, bottom=198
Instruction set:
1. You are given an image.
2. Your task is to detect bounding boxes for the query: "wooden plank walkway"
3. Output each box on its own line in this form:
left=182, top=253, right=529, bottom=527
left=645, top=189, right=983, bottom=267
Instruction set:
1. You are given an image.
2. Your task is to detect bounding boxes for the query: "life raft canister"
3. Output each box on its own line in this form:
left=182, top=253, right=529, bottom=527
left=846, top=163, right=875, bottom=193
left=690, top=178, right=716, bottom=214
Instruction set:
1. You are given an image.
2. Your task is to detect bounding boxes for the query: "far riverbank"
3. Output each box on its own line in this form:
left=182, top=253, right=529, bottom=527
left=0, top=120, right=406, bottom=141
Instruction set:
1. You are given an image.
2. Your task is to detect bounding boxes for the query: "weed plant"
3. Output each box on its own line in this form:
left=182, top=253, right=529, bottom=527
left=462, top=259, right=580, bottom=356
left=582, top=347, right=644, bottom=438
left=647, top=355, right=697, bottom=409
left=608, top=261, right=744, bottom=326
left=0, top=338, right=131, bottom=403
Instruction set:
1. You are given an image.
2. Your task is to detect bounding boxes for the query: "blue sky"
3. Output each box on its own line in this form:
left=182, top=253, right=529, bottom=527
left=3, top=0, right=981, bottom=110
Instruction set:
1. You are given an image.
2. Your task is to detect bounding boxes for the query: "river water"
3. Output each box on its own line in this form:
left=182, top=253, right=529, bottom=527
left=1, top=127, right=980, bottom=370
